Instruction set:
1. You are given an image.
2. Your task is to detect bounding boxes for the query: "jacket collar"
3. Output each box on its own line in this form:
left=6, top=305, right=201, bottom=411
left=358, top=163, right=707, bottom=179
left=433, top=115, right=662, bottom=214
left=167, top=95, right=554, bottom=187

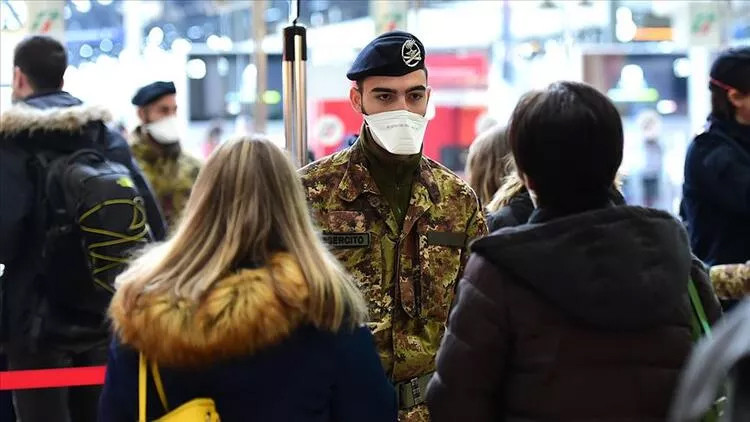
left=109, top=253, right=310, bottom=367
left=337, top=133, right=441, bottom=205
left=130, top=127, right=182, bottom=162
left=0, top=92, right=111, bottom=137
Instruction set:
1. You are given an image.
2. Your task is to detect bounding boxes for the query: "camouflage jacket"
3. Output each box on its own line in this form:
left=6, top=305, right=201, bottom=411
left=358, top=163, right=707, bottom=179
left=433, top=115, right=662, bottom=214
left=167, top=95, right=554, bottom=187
left=300, top=140, right=487, bottom=386
left=710, top=263, right=750, bottom=300
left=130, top=129, right=201, bottom=229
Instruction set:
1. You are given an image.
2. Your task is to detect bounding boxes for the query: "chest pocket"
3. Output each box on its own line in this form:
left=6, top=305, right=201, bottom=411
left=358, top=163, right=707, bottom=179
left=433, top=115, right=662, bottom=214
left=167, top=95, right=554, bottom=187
left=321, top=211, right=372, bottom=260
left=321, top=210, right=388, bottom=325
left=418, top=230, right=466, bottom=322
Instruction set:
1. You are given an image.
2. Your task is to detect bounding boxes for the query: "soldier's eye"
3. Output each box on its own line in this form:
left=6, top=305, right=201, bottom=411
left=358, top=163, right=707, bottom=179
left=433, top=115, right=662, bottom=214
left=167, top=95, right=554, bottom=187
left=409, top=93, right=424, bottom=101
left=376, top=94, right=392, bottom=102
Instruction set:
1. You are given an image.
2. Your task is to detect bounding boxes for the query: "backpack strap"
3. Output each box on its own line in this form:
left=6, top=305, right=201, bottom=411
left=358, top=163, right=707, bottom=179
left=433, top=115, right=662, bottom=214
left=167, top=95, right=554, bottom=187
left=688, top=278, right=712, bottom=340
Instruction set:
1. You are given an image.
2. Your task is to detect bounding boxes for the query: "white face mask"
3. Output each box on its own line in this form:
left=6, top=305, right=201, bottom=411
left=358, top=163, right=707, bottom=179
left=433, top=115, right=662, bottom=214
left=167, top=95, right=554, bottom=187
left=145, top=115, right=180, bottom=145
left=363, top=110, right=427, bottom=155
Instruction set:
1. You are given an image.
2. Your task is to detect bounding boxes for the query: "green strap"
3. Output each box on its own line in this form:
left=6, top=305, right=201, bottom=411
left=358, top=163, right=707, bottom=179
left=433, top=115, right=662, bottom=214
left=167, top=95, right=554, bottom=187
left=688, top=278, right=711, bottom=339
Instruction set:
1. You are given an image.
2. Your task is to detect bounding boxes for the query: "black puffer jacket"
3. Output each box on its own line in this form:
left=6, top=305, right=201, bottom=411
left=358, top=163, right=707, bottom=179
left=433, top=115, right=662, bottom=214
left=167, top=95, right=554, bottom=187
left=0, top=91, right=166, bottom=351
left=427, top=206, right=721, bottom=421
left=682, top=116, right=750, bottom=266
left=488, top=188, right=625, bottom=232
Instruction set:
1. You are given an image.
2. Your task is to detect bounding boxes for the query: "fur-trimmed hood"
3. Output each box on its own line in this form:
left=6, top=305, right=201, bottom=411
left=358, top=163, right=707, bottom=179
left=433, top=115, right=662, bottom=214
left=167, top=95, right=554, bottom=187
left=0, top=92, right=111, bottom=137
left=109, top=253, right=311, bottom=367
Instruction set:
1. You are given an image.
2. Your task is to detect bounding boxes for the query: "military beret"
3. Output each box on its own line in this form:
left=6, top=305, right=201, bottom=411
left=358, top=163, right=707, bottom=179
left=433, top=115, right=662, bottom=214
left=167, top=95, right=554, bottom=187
left=710, top=47, right=750, bottom=92
left=347, top=31, right=426, bottom=81
left=131, top=81, right=176, bottom=106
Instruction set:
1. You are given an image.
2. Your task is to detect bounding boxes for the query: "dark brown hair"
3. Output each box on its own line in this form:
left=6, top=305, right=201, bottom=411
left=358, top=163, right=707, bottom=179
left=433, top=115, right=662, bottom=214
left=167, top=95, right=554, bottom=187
left=710, top=84, right=740, bottom=121
left=508, top=81, right=623, bottom=210
left=13, top=36, right=67, bottom=93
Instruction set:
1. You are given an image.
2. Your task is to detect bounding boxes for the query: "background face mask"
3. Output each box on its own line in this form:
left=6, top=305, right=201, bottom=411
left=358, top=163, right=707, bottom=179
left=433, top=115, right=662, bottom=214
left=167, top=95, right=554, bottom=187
left=364, top=110, right=428, bottom=155
left=145, top=115, right=181, bottom=145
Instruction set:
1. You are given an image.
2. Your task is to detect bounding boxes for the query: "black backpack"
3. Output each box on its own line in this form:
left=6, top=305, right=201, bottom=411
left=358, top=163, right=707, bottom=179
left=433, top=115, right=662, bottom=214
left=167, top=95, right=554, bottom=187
left=30, top=148, right=152, bottom=316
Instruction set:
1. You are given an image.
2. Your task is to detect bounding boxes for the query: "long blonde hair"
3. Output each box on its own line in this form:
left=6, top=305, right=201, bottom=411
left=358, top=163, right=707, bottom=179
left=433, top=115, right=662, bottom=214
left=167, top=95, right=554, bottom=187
left=115, top=135, right=367, bottom=330
left=465, top=125, right=510, bottom=206
left=486, top=163, right=525, bottom=213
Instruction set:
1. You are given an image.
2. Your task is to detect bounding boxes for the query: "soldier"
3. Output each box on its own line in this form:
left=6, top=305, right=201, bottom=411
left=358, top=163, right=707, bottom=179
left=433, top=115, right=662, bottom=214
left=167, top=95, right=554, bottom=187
left=130, top=81, right=201, bottom=229
left=299, top=31, right=487, bottom=421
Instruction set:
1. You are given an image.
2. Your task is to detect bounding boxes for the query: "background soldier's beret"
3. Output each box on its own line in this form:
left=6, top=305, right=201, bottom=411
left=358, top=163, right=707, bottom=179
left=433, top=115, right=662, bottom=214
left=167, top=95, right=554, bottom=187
left=132, top=81, right=176, bottom=107
left=710, top=47, right=750, bottom=92
left=346, top=31, right=426, bottom=81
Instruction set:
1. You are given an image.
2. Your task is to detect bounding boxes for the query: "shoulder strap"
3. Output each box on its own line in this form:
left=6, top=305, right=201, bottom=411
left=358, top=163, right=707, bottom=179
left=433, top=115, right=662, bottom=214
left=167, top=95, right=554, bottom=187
left=139, top=353, right=170, bottom=422
left=150, top=361, right=170, bottom=412
left=688, top=278, right=712, bottom=340
left=139, top=353, right=147, bottom=422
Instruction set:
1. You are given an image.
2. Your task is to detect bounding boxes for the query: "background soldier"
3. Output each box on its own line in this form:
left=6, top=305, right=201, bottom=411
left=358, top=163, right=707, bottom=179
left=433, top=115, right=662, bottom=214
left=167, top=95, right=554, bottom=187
left=130, top=81, right=201, bottom=229
left=299, top=31, right=487, bottom=421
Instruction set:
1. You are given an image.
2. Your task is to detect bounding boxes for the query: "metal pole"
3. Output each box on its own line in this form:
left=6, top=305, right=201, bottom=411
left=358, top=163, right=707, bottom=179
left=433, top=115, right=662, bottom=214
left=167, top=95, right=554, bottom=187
left=293, top=33, right=308, bottom=167
left=253, top=0, right=268, bottom=134
left=282, top=60, right=293, bottom=151
left=282, top=0, right=308, bottom=168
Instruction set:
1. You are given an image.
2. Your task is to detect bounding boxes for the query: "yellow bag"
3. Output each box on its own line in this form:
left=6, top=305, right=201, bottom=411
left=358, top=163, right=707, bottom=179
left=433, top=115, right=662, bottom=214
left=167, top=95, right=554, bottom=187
left=138, top=352, right=220, bottom=422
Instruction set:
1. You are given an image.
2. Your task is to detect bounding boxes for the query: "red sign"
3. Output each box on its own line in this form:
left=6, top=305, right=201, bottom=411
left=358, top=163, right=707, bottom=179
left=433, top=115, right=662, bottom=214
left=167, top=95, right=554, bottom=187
left=424, top=52, right=490, bottom=89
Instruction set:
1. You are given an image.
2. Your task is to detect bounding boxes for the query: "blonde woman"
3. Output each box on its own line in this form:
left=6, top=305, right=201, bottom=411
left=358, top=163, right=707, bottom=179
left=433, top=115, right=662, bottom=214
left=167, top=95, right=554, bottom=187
left=465, top=125, right=509, bottom=207
left=98, top=136, right=396, bottom=421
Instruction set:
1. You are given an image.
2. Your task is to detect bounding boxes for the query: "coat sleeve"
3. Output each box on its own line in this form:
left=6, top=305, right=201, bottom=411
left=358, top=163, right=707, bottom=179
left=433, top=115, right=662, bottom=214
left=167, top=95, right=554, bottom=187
left=103, top=130, right=167, bottom=241
left=330, top=325, right=397, bottom=422
left=458, top=201, right=488, bottom=283
left=0, top=143, right=33, bottom=266
left=685, top=138, right=750, bottom=216
left=426, top=254, right=508, bottom=422
left=690, top=256, right=723, bottom=324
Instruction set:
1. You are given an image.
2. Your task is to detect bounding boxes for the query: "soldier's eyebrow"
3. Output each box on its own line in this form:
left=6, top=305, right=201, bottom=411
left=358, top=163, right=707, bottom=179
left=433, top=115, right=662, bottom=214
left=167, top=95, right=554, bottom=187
left=370, top=87, right=398, bottom=94
left=369, top=85, right=427, bottom=94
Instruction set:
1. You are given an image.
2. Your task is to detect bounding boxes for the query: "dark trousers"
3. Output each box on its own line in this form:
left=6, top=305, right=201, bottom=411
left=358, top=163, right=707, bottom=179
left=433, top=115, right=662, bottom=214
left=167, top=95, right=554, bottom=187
left=6, top=344, right=107, bottom=422
left=0, top=355, right=16, bottom=421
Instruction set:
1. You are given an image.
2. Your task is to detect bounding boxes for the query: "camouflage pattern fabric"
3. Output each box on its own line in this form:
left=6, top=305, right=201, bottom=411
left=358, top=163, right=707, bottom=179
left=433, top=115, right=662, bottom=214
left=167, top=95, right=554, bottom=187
left=130, top=129, right=201, bottom=230
left=300, top=139, right=487, bottom=421
left=710, top=263, right=750, bottom=300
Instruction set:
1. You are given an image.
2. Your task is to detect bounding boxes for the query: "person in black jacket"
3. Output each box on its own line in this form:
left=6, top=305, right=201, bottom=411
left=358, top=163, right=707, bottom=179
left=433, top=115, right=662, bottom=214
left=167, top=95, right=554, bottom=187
left=682, top=47, right=750, bottom=268
left=0, top=36, right=166, bottom=422
left=99, top=135, right=396, bottom=422
left=426, top=81, right=721, bottom=421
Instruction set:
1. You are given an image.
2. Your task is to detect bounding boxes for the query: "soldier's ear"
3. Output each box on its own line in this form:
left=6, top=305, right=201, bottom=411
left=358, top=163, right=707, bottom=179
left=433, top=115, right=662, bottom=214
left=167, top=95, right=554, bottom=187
left=137, top=107, right=148, bottom=123
left=349, top=86, right=363, bottom=114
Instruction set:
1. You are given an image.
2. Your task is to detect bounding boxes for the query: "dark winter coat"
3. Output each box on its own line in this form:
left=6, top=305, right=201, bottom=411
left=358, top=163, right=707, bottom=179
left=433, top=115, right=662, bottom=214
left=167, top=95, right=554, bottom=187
left=488, top=188, right=627, bottom=233
left=426, top=206, right=722, bottom=422
left=682, top=116, right=750, bottom=266
left=0, top=91, right=166, bottom=350
left=98, top=253, right=397, bottom=422
left=487, top=191, right=535, bottom=232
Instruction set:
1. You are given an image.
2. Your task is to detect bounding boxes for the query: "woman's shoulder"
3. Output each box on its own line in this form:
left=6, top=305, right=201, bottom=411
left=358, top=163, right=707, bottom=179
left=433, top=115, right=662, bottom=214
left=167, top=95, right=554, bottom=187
left=488, top=191, right=534, bottom=231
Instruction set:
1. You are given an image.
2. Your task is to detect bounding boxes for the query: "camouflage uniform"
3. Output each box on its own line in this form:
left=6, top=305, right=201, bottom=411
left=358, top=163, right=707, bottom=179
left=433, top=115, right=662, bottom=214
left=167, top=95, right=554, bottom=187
left=130, top=129, right=201, bottom=229
left=300, top=139, right=487, bottom=421
left=710, top=263, right=750, bottom=300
